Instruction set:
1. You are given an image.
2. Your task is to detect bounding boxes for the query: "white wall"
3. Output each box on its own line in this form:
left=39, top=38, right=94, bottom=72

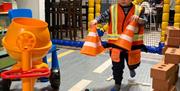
left=16, top=0, right=45, bottom=21
left=39, top=0, right=45, bottom=21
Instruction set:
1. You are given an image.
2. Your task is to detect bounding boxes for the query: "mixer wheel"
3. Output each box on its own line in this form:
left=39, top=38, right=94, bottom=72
left=49, top=68, right=61, bottom=89
left=0, top=70, right=11, bottom=91
left=0, top=78, right=12, bottom=91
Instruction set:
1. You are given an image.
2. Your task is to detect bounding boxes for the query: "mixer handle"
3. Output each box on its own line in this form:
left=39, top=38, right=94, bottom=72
left=1, top=68, right=50, bottom=79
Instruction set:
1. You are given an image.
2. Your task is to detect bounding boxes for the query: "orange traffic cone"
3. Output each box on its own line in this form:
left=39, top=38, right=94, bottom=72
left=114, top=20, right=138, bottom=51
left=80, top=25, right=105, bottom=56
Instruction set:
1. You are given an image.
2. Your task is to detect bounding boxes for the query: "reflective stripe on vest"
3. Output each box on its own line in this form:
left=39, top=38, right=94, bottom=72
left=109, top=4, right=118, bottom=40
left=108, top=34, right=120, bottom=40
left=108, top=33, right=143, bottom=42
left=120, top=34, right=133, bottom=42
left=133, top=34, right=143, bottom=41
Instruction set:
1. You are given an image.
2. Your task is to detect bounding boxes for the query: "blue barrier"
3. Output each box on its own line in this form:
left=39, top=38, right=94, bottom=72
left=146, top=42, right=164, bottom=54
left=52, top=39, right=164, bottom=54
left=52, top=39, right=108, bottom=48
left=52, top=40, right=84, bottom=47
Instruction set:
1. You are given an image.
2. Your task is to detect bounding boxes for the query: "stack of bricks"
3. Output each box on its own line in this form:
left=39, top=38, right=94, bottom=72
left=151, top=61, right=179, bottom=91
left=162, top=26, right=180, bottom=54
left=151, top=26, right=180, bottom=91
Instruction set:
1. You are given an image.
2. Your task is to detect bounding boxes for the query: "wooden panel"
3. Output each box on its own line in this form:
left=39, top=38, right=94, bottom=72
left=45, top=0, right=84, bottom=40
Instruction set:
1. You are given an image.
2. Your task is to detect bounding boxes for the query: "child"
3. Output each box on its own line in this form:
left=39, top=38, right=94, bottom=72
left=90, top=0, right=146, bottom=91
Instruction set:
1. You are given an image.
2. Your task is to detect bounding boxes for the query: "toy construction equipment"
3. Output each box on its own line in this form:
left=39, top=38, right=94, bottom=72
left=80, top=25, right=105, bottom=56
left=8, top=8, right=61, bottom=89
left=1, top=18, right=52, bottom=91
left=114, top=20, right=138, bottom=51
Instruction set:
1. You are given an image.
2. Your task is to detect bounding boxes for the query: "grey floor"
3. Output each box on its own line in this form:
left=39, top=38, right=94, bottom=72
left=3, top=48, right=180, bottom=91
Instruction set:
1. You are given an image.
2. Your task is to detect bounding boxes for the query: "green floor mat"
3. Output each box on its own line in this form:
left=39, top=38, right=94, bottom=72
left=0, top=57, right=16, bottom=70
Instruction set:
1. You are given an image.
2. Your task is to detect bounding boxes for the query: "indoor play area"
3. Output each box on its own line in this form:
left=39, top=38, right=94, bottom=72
left=0, top=0, right=180, bottom=91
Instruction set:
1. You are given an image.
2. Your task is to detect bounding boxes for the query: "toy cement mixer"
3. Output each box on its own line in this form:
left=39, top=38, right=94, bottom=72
left=1, top=17, right=52, bottom=91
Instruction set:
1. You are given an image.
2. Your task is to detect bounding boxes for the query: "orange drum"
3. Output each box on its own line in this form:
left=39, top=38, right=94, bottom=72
left=2, top=17, right=52, bottom=62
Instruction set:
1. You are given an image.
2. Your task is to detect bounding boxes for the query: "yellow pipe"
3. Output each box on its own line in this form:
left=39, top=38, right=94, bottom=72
left=163, top=4, right=170, bottom=13
left=22, top=50, right=34, bottom=91
left=174, top=0, right=180, bottom=28
left=88, top=0, right=95, bottom=31
left=96, top=0, right=101, bottom=4
left=96, top=4, right=101, bottom=16
left=133, top=0, right=143, bottom=5
left=161, top=0, right=170, bottom=42
left=95, top=0, right=101, bottom=16
left=164, top=0, right=170, bottom=4
left=88, top=0, right=94, bottom=7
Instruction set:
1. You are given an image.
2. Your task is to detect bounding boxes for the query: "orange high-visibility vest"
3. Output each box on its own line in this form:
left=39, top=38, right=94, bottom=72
left=108, top=4, right=144, bottom=47
left=113, top=20, right=139, bottom=50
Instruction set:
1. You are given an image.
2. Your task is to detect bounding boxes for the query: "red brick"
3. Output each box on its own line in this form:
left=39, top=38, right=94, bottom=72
left=166, top=37, right=180, bottom=47
left=162, top=42, right=180, bottom=55
left=162, top=46, right=168, bottom=55
left=166, top=26, right=180, bottom=37
left=151, top=61, right=178, bottom=80
left=175, top=66, right=179, bottom=82
left=165, top=48, right=180, bottom=64
left=171, top=86, right=177, bottom=91
left=152, top=69, right=178, bottom=91
left=165, top=41, right=180, bottom=48
left=153, top=86, right=176, bottom=91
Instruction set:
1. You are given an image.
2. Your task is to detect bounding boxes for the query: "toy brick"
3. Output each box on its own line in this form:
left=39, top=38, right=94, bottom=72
left=165, top=48, right=180, bottom=64
left=162, top=46, right=168, bottom=55
left=165, top=41, right=180, bottom=48
left=164, top=41, right=179, bottom=49
left=162, top=42, right=180, bottom=55
left=153, top=86, right=176, bottom=91
left=166, top=26, right=180, bottom=37
left=166, top=37, right=180, bottom=47
left=152, top=70, right=178, bottom=91
left=175, top=65, right=179, bottom=82
left=151, top=61, right=178, bottom=80
left=171, top=86, right=177, bottom=91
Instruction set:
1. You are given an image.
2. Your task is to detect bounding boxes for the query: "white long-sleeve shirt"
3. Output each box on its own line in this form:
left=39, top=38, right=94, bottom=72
left=170, top=0, right=175, bottom=10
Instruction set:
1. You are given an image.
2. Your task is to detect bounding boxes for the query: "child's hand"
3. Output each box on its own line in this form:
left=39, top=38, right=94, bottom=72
left=138, top=18, right=145, bottom=24
left=89, top=19, right=98, bottom=28
left=131, top=15, right=145, bottom=24
left=131, top=15, right=139, bottom=22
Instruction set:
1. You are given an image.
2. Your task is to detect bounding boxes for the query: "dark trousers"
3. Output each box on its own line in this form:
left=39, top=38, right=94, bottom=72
left=110, top=50, right=140, bottom=85
left=169, top=10, right=175, bottom=26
